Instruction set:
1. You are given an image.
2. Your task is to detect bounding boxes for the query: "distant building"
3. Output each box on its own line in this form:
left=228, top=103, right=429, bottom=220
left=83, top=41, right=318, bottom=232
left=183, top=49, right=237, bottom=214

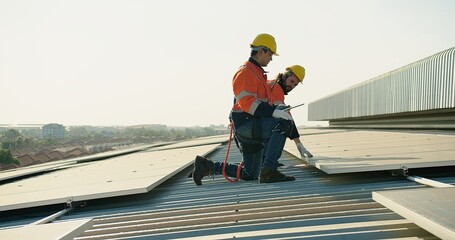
left=42, top=123, right=66, bottom=139
left=209, top=124, right=229, bottom=134
left=128, top=124, right=167, bottom=130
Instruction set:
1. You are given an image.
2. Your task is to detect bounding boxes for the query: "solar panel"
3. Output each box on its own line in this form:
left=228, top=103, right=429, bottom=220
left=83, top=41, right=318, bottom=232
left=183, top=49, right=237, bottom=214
left=285, top=129, right=455, bottom=174
left=0, top=219, right=93, bottom=240
left=0, top=144, right=219, bottom=211
left=373, top=187, right=455, bottom=240
left=0, top=161, right=74, bottom=182
left=0, top=144, right=155, bottom=182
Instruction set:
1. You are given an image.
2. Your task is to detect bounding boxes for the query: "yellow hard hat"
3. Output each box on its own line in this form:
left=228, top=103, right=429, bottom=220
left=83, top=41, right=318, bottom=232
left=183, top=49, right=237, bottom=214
left=250, top=33, right=278, bottom=56
left=286, top=65, right=305, bottom=83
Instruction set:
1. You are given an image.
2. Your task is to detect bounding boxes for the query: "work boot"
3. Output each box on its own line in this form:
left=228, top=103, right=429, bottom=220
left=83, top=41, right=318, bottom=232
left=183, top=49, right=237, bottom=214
left=259, top=168, right=295, bottom=183
left=192, top=155, right=215, bottom=186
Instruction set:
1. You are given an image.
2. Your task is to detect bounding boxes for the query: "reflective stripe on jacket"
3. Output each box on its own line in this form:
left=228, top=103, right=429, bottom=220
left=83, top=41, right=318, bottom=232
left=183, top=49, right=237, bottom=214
left=230, top=60, right=275, bottom=129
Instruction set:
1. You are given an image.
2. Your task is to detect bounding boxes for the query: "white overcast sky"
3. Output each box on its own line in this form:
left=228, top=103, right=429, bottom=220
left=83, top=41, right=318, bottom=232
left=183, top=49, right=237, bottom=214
left=1, top=0, right=454, bottom=127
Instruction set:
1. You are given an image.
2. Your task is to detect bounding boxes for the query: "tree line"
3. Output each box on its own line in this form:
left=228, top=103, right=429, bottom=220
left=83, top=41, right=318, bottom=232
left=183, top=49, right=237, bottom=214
left=0, top=126, right=227, bottom=165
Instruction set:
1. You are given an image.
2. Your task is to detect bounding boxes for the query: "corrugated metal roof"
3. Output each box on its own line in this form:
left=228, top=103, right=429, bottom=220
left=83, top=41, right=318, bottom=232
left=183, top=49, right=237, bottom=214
left=2, top=128, right=454, bottom=239
left=69, top=149, right=438, bottom=239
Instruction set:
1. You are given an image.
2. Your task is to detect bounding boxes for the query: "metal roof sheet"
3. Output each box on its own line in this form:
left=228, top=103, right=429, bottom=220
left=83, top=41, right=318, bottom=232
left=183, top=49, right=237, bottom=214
left=68, top=146, right=441, bottom=239
left=1, top=129, right=453, bottom=239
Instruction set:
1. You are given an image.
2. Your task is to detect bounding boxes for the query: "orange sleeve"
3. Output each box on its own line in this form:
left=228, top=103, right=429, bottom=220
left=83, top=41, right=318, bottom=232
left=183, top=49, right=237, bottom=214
left=233, top=68, right=261, bottom=115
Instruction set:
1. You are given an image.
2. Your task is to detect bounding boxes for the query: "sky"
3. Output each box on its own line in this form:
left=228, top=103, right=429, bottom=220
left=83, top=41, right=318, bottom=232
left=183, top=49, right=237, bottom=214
left=1, top=0, right=455, bottom=127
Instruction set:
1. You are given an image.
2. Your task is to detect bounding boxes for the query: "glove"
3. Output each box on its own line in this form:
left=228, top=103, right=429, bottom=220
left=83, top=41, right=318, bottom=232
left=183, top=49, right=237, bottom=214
left=296, top=142, right=313, bottom=158
left=272, top=109, right=293, bottom=120
left=275, top=104, right=290, bottom=110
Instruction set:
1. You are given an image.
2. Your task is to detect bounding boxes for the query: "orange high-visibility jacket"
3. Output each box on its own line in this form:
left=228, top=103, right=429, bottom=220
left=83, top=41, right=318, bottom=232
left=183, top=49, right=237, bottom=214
left=268, top=79, right=300, bottom=140
left=268, top=80, right=284, bottom=105
left=230, top=60, right=275, bottom=128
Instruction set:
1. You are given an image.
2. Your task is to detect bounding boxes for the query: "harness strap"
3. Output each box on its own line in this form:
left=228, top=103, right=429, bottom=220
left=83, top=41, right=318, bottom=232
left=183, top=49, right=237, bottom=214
left=222, top=122, right=242, bottom=183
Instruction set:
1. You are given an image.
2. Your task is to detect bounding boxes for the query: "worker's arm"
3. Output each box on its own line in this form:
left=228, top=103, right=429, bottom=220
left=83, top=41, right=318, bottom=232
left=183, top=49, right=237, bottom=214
left=233, top=69, right=291, bottom=120
left=233, top=69, right=275, bottom=117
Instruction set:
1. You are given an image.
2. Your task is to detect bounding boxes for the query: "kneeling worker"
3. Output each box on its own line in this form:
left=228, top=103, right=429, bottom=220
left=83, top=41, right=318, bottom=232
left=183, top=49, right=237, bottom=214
left=192, top=33, right=295, bottom=185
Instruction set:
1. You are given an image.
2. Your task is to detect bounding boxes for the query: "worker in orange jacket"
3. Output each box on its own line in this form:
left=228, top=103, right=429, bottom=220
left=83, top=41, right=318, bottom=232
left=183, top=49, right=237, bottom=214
left=192, top=33, right=296, bottom=185
left=268, top=65, right=313, bottom=159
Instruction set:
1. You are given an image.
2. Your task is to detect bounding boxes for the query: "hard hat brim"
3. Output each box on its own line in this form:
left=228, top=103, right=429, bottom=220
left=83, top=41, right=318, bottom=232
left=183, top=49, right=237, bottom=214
left=250, top=45, right=279, bottom=56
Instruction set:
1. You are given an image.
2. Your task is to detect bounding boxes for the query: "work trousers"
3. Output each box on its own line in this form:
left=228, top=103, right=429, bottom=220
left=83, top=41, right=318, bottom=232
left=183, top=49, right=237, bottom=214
left=214, top=117, right=289, bottom=180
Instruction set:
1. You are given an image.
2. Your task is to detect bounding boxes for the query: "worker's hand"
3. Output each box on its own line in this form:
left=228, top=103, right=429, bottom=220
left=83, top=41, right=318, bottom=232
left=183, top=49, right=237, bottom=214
left=275, top=104, right=290, bottom=110
left=296, top=142, right=313, bottom=158
left=272, top=109, right=293, bottom=120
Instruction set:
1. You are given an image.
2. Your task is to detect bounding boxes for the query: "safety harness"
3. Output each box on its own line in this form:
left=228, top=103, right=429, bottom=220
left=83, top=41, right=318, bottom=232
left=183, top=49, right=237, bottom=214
left=222, top=63, right=269, bottom=183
